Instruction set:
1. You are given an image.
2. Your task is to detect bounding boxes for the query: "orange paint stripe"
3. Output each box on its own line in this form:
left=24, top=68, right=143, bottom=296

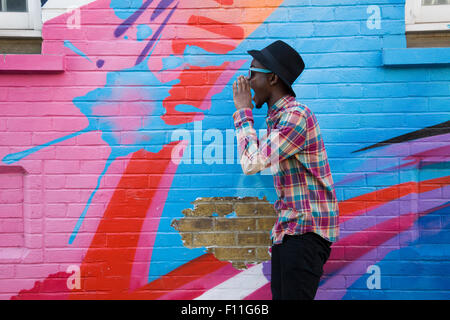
left=70, top=144, right=179, bottom=300
left=172, top=39, right=236, bottom=55
left=188, top=15, right=244, bottom=40
left=213, top=0, right=234, bottom=5
left=162, top=62, right=230, bottom=125
left=129, top=254, right=229, bottom=299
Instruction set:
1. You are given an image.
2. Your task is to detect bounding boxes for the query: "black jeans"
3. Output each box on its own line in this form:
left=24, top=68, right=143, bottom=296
left=271, top=232, right=332, bottom=300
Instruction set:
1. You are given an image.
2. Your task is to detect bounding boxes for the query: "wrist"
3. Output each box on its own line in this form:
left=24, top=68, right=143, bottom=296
left=233, top=108, right=254, bottom=127
left=236, top=104, right=253, bottom=110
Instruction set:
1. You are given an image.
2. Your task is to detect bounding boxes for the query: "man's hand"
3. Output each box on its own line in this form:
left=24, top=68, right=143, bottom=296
left=233, top=75, right=253, bottom=110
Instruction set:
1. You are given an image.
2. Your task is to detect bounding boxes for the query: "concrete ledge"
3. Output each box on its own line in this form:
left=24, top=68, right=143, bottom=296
left=0, top=54, right=65, bottom=73
left=382, top=48, right=450, bottom=66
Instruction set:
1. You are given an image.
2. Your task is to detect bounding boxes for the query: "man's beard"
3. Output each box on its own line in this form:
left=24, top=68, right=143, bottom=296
left=254, top=97, right=263, bottom=109
left=255, top=101, right=264, bottom=109
left=252, top=91, right=264, bottom=109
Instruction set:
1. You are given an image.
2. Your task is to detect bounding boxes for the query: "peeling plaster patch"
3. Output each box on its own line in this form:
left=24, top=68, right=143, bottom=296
left=171, top=196, right=276, bottom=269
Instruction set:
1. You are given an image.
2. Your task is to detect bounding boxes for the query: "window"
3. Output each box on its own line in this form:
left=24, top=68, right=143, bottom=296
left=0, top=166, right=25, bottom=248
left=0, top=0, right=42, bottom=37
left=406, top=0, right=450, bottom=31
left=405, top=0, right=450, bottom=47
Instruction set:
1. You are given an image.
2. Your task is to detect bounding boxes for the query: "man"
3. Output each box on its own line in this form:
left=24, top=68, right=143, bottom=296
left=232, top=40, right=339, bottom=300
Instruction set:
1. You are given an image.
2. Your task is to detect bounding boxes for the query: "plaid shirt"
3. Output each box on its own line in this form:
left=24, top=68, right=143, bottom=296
left=233, top=95, right=339, bottom=244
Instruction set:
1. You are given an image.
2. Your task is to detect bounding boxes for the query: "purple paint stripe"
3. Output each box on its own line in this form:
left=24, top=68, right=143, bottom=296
left=366, top=132, right=450, bottom=159
left=114, top=0, right=154, bottom=38
left=336, top=133, right=450, bottom=187
left=316, top=257, right=372, bottom=300
left=151, top=0, right=175, bottom=21
left=135, top=2, right=178, bottom=65
left=340, top=184, right=450, bottom=234
left=317, top=202, right=450, bottom=300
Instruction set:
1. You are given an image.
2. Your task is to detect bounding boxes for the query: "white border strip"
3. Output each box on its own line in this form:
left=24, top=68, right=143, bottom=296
left=194, top=263, right=269, bottom=300
left=42, top=0, right=97, bottom=22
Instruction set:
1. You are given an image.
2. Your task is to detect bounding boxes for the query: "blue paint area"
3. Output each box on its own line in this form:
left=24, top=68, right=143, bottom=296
left=64, top=40, right=93, bottom=63
left=264, top=0, right=450, bottom=204
left=146, top=0, right=450, bottom=293
left=343, top=204, right=450, bottom=299
left=174, top=104, right=206, bottom=115
left=68, top=47, right=184, bottom=243
left=136, top=3, right=178, bottom=65
left=41, top=0, right=48, bottom=7
left=159, top=45, right=232, bottom=73
left=148, top=123, right=276, bottom=281
left=137, top=24, right=153, bottom=41
left=147, top=40, right=276, bottom=282
left=183, top=45, right=232, bottom=67
left=71, top=62, right=178, bottom=154
left=110, top=0, right=148, bottom=19
left=160, top=55, right=184, bottom=70
left=114, top=0, right=153, bottom=37
left=383, top=48, right=450, bottom=66
left=225, top=212, right=237, bottom=219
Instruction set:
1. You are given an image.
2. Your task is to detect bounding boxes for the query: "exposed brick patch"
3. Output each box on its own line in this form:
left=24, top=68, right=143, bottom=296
left=171, top=197, right=276, bottom=269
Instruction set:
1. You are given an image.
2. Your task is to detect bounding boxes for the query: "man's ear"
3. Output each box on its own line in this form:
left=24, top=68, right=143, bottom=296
left=269, top=73, right=279, bottom=86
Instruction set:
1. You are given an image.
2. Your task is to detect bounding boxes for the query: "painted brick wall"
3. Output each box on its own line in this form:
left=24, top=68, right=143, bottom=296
left=0, top=0, right=449, bottom=300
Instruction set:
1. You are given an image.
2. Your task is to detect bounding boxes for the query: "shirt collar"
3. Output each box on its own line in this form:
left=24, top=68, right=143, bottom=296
left=267, top=95, right=295, bottom=119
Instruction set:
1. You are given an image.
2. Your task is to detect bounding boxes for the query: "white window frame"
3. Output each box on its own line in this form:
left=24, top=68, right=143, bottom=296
left=0, top=0, right=42, bottom=37
left=406, top=0, right=450, bottom=31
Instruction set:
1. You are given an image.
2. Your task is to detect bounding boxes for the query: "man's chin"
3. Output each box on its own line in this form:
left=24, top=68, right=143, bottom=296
left=253, top=96, right=264, bottom=109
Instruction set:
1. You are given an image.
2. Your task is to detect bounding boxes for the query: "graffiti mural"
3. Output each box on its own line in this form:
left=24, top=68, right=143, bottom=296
left=0, top=0, right=449, bottom=300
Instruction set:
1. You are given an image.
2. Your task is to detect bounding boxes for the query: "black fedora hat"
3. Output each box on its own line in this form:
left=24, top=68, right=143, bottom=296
left=248, top=40, right=305, bottom=97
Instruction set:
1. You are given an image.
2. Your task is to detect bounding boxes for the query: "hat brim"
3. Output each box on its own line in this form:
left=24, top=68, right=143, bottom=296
left=247, top=49, right=296, bottom=97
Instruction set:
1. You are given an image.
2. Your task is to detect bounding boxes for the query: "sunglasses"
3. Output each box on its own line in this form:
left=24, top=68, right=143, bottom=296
left=248, top=67, right=272, bottom=79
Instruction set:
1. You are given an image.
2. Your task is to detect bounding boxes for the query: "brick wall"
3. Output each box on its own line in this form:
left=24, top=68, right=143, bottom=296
left=0, top=0, right=449, bottom=300
left=172, top=197, right=275, bottom=269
